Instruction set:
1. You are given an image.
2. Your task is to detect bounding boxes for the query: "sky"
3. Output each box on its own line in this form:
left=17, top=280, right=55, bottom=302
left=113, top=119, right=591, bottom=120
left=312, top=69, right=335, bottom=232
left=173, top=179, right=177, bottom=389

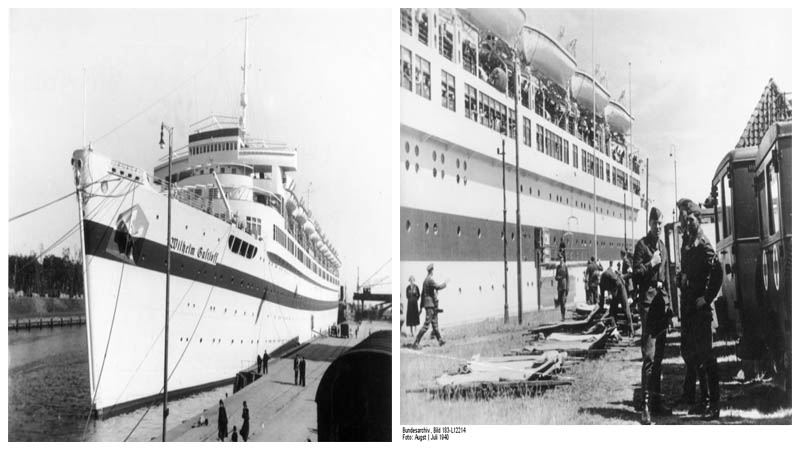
left=523, top=8, right=791, bottom=223
left=6, top=9, right=392, bottom=294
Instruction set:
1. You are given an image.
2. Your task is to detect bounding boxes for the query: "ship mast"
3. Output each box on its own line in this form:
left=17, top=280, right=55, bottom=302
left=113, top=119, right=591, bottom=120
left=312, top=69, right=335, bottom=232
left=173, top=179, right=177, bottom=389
left=239, top=11, right=249, bottom=131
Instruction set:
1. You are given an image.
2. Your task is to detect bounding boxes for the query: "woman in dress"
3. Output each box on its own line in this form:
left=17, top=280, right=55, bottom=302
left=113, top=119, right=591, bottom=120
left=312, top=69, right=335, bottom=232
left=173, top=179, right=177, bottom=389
left=406, top=276, right=421, bottom=336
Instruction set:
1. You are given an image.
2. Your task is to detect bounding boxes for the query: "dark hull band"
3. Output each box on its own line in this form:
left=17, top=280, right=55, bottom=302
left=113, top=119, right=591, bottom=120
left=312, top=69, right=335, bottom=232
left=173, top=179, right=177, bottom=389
left=83, top=220, right=339, bottom=312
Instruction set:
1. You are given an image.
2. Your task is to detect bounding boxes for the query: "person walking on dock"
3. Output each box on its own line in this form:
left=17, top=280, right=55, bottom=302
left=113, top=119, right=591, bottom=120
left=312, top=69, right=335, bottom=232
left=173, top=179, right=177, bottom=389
left=411, top=263, right=447, bottom=349
left=217, top=399, right=228, bottom=441
left=294, top=355, right=300, bottom=385
left=633, top=207, right=674, bottom=424
left=256, top=354, right=262, bottom=374
left=555, top=254, right=569, bottom=321
left=240, top=401, right=250, bottom=441
left=263, top=350, right=270, bottom=374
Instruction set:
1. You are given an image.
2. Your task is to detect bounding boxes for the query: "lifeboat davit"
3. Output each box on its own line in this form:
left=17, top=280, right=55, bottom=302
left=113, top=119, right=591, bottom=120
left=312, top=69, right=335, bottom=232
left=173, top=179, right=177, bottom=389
left=293, top=206, right=308, bottom=225
left=457, top=8, right=526, bottom=44
left=604, top=100, right=634, bottom=134
left=517, top=25, right=577, bottom=90
left=571, top=70, right=611, bottom=116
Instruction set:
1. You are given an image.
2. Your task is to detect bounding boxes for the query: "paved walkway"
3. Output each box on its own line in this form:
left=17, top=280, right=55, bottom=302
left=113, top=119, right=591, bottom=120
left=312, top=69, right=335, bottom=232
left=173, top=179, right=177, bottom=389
left=165, top=321, right=390, bottom=442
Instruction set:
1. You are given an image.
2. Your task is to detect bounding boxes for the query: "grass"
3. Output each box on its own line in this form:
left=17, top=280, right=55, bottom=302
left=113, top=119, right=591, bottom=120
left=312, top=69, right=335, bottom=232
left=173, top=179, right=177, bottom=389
left=400, top=308, right=792, bottom=425
left=8, top=296, right=85, bottom=319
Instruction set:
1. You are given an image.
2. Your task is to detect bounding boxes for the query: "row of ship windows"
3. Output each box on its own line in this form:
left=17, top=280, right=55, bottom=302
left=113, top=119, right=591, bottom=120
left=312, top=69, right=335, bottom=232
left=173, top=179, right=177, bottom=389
left=401, top=161, right=636, bottom=219
left=189, top=141, right=238, bottom=155
left=177, top=337, right=298, bottom=345
left=185, top=303, right=302, bottom=322
left=273, top=225, right=339, bottom=285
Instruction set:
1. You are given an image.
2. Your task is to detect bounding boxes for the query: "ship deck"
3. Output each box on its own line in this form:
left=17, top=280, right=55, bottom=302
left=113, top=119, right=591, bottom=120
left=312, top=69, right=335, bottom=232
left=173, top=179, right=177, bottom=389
left=160, top=320, right=390, bottom=442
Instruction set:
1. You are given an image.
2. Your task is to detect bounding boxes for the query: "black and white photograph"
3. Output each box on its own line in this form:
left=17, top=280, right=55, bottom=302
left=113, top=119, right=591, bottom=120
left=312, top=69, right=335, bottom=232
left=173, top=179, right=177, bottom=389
left=399, top=8, right=791, bottom=426
left=6, top=8, right=391, bottom=441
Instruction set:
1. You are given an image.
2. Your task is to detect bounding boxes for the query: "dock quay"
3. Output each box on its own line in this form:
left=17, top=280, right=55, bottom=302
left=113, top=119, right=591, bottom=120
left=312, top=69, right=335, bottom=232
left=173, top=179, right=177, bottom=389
left=160, top=321, right=390, bottom=442
left=8, top=315, right=86, bottom=331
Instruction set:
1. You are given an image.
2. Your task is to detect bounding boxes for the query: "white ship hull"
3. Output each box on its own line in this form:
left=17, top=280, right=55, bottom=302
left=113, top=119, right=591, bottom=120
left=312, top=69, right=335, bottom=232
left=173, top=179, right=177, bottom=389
left=73, top=150, right=339, bottom=417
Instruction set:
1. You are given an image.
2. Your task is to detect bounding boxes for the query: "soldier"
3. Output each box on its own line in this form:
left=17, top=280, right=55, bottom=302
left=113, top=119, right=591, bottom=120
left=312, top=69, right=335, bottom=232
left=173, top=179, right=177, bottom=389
left=411, top=263, right=447, bottom=349
left=555, top=254, right=569, bottom=321
left=586, top=257, right=600, bottom=305
left=240, top=401, right=250, bottom=441
left=263, top=350, right=270, bottom=374
left=256, top=354, right=262, bottom=374
left=632, top=207, right=673, bottom=424
left=599, top=263, right=635, bottom=336
left=680, top=200, right=721, bottom=420
left=675, top=198, right=708, bottom=414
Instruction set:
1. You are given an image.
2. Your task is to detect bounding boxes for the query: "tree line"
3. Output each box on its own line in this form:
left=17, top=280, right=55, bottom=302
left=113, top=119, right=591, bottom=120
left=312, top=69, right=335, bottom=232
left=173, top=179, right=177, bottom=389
left=8, top=248, right=83, bottom=298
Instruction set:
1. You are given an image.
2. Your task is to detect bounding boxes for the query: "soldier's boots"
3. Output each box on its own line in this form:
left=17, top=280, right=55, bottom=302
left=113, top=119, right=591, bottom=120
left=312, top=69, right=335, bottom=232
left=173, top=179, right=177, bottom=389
left=438, top=339, right=446, bottom=346
left=640, top=403, right=652, bottom=425
left=640, top=393, right=652, bottom=425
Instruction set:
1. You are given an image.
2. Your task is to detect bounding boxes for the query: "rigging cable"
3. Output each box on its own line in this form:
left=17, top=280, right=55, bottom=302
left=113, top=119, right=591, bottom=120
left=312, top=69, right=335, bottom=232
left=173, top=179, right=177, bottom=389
left=90, top=38, right=238, bottom=147
left=123, top=224, right=231, bottom=441
left=81, top=183, right=139, bottom=438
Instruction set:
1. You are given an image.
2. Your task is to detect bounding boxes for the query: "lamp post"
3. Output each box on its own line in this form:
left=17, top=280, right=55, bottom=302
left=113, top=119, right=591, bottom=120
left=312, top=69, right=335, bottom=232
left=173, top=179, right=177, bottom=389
left=670, top=145, right=678, bottom=221
left=498, top=142, right=509, bottom=324
left=159, top=122, right=174, bottom=442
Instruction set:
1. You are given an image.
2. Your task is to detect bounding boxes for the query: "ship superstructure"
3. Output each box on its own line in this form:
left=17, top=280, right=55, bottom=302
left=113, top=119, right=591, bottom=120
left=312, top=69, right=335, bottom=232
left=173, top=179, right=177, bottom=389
left=71, top=28, right=341, bottom=418
left=400, top=8, right=645, bottom=326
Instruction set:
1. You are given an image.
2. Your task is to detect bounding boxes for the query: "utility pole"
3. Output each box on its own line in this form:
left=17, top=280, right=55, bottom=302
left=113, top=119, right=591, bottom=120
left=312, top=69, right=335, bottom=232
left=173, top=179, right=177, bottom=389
left=591, top=9, right=598, bottom=262
left=513, top=55, right=523, bottom=325
left=498, top=141, right=509, bottom=324
left=159, top=122, right=174, bottom=442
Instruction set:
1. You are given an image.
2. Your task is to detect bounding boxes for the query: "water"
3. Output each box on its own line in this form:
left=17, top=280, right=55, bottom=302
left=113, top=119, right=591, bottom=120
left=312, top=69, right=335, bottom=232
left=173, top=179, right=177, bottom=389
left=8, top=326, right=232, bottom=441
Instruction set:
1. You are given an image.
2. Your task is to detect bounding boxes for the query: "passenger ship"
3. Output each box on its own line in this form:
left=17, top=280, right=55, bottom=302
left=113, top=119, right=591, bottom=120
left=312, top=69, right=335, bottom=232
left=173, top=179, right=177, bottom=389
left=70, top=35, right=341, bottom=418
left=400, top=9, right=646, bottom=326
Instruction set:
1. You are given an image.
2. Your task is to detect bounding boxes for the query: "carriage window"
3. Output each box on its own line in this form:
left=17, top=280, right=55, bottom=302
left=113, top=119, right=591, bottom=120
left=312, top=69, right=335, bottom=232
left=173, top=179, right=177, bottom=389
left=766, top=160, right=780, bottom=235
left=724, top=173, right=734, bottom=238
left=756, top=173, right=767, bottom=239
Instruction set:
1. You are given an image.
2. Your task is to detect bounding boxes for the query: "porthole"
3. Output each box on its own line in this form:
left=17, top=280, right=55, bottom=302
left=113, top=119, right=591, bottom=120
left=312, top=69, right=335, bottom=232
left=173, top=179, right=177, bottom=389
left=520, top=184, right=523, bottom=192
left=529, top=187, right=532, bottom=194
left=405, top=142, right=410, bottom=153
left=477, top=228, right=482, bottom=239
left=415, top=145, right=419, bottom=156
left=441, top=170, right=445, bottom=179
left=457, top=226, right=461, bottom=236
left=425, top=222, right=430, bottom=234
left=463, top=177, right=467, bottom=185
left=415, top=163, right=420, bottom=173
left=492, top=285, right=494, bottom=290
left=433, top=223, right=438, bottom=235
left=456, top=158, right=460, bottom=169
left=457, top=174, right=461, bottom=183
left=433, top=150, right=437, bottom=161
left=464, top=161, right=468, bottom=171
left=458, top=287, right=462, bottom=294
left=511, top=232, right=515, bottom=241
left=433, top=168, right=437, bottom=177
left=406, top=220, right=411, bottom=232
left=500, top=231, right=505, bottom=240
left=405, top=160, right=410, bottom=170
left=441, top=154, right=445, bottom=164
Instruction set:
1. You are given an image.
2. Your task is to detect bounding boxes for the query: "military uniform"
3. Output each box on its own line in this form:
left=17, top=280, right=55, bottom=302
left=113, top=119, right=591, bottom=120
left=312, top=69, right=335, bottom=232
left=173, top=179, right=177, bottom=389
left=413, top=270, right=446, bottom=347
left=555, top=261, right=569, bottom=320
left=599, top=266, right=633, bottom=332
left=586, top=260, right=600, bottom=305
left=680, top=226, right=720, bottom=417
left=632, top=226, right=673, bottom=421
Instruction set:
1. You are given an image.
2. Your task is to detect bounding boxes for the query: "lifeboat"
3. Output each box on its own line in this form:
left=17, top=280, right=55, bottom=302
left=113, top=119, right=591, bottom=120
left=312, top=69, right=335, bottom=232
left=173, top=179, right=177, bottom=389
left=571, top=70, right=610, bottom=116
left=457, top=8, right=526, bottom=44
left=604, top=100, right=634, bottom=134
left=310, top=231, right=321, bottom=244
left=293, top=206, right=308, bottom=225
left=285, top=193, right=297, bottom=214
left=517, top=25, right=577, bottom=90
left=303, top=221, right=316, bottom=236
left=316, top=240, right=325, bottom=250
